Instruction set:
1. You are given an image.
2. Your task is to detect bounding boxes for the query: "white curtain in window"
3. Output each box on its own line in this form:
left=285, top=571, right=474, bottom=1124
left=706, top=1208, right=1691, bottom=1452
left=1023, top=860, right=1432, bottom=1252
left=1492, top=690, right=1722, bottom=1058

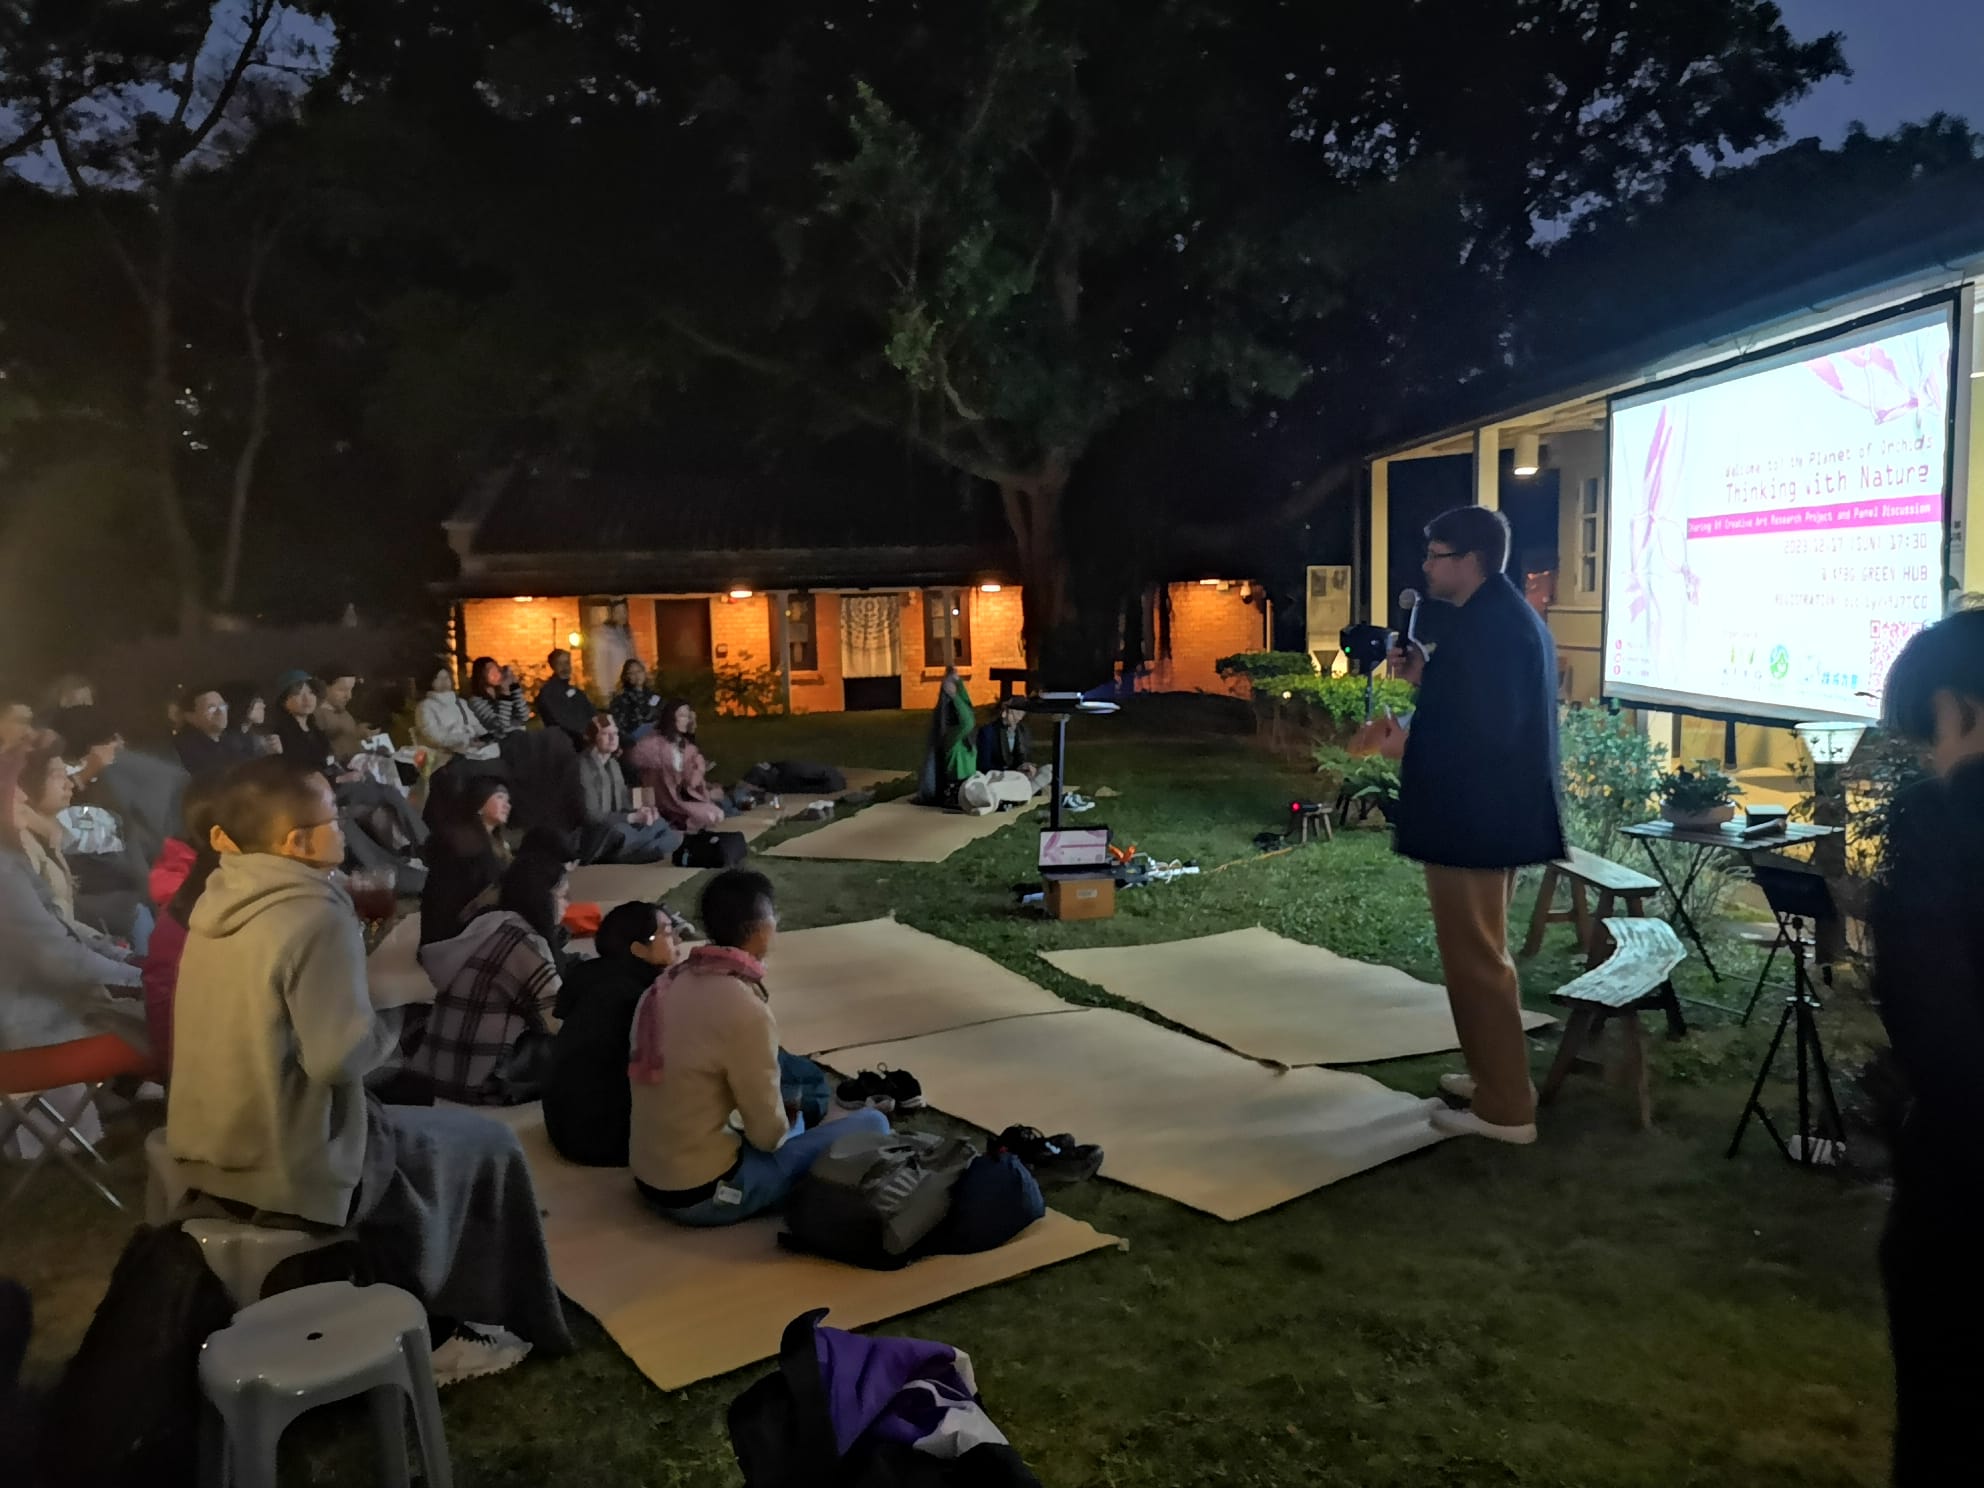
left=840, top=593, right=903, bottom=679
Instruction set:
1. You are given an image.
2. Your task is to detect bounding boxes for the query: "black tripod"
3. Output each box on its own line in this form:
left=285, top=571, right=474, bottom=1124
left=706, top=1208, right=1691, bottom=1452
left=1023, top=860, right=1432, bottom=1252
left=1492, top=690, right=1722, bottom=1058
left=1726, top=916, right=1846, bottom=1166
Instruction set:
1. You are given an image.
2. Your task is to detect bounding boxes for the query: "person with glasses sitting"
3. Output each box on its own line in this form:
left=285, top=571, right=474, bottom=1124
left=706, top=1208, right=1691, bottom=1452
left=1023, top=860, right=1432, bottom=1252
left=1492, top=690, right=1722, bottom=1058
left=1352, top=505, right=1565, bottom=1147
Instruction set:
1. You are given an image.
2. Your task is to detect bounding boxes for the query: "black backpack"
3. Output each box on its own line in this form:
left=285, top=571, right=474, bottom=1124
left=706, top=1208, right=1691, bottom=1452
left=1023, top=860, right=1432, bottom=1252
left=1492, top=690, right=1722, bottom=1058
left=675, top=830, right=748, bottom=869
left=37, top=1223, right=235, bottom=1488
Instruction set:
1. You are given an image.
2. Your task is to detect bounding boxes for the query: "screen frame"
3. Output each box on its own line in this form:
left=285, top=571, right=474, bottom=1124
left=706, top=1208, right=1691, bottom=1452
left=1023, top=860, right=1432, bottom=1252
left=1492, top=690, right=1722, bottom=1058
left=1598, top=291, right=1962, bottom=728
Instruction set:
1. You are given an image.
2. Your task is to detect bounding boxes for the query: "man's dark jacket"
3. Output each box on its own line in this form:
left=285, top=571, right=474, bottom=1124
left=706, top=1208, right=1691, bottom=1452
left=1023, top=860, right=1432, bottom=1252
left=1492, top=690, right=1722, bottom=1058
left=974, top=720, right=1034, bottom=775
left=1392, top=571, right=1566, bottom=870
left=536, top=677, right=596, bottom=744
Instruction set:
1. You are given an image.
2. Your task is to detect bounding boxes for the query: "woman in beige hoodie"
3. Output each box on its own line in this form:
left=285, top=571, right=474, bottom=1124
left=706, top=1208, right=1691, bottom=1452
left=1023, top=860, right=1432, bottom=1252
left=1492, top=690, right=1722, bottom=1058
left=167, top=757, right=570, bottom=1382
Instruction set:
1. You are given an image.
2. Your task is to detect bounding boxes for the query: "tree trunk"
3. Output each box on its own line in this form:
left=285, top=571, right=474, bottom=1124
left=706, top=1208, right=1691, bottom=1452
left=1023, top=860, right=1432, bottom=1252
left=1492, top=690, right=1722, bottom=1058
left=218, top=232, right=274, bottom=612
left=998, top=454, right=1072, bottom=676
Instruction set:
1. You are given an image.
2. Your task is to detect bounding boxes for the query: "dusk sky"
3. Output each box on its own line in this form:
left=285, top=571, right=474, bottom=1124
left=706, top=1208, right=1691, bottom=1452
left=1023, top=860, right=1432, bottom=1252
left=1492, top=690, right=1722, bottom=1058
left=1777, top=0, right=1984, bottom=141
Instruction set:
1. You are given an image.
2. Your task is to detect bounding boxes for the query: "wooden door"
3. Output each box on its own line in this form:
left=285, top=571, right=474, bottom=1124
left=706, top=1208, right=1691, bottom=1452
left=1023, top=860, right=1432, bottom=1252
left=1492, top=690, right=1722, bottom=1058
left=653, top=599, right=713, bottom=674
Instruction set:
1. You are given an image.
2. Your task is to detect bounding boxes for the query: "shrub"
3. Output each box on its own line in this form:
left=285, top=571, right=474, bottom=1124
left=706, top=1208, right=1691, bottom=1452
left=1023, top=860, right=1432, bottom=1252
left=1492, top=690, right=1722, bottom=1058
left=654, top=658, right=788, bottom=718
left=1283, top=672, right=1415, bottom=733
left=1313, top=743, right=1401, bottom=823
left=1558, top=702, right=1663, bottom=860
left=1215, top=651, right=1315, bottom=688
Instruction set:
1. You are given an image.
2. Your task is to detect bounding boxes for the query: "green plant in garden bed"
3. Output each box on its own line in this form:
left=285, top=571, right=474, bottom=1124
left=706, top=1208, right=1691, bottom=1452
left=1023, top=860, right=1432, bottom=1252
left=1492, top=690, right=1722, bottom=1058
left=1314, top=742, right=1400, bottom=823
left=1283, top=672, right=1416, bottom=732
left=1558, top=702, right=1664, bottom=860
left=1215, top=650, right=1316, bottom=687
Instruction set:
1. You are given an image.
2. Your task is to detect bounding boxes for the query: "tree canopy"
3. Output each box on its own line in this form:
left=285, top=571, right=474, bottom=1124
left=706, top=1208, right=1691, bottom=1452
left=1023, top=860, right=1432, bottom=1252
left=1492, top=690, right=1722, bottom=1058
left=5, top=0, right=1953, bottom=666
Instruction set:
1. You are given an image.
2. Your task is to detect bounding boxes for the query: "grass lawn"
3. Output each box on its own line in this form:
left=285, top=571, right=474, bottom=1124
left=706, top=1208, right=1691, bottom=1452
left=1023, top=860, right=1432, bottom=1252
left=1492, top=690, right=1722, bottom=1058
left=4, top=699, right=1895, bottom=1485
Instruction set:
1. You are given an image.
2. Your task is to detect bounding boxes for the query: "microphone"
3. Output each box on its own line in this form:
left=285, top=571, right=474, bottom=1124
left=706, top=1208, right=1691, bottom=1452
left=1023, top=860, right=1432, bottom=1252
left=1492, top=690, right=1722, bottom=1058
left=1397, top=588, right=1422, bottom=650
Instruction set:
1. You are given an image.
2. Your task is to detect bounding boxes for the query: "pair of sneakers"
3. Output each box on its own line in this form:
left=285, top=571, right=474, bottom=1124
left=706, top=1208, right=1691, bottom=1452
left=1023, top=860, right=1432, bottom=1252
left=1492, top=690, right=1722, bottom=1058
left=1433, top=1073, right=1537, bottom=1146
left=990, top=1125, right=1105, bottom=1185
left=1059, top=791, right=1097, bottom=814
left=834, top=1067, right=924, bottom=1113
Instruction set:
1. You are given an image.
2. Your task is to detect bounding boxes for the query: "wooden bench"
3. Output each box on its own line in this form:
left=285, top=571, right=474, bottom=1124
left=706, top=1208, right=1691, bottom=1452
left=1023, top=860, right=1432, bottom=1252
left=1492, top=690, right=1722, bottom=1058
left=1522, top=846, right=1662, bottom=964
left=1539, top=917, right=1688, bottom=1130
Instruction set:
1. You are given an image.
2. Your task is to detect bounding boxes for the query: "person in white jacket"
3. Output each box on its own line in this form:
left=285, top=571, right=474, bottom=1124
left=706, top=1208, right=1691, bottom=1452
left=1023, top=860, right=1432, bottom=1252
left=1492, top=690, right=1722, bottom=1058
left=413, top=666, right=501, bottom=776
left=167, top=756, right=570, bottom=1381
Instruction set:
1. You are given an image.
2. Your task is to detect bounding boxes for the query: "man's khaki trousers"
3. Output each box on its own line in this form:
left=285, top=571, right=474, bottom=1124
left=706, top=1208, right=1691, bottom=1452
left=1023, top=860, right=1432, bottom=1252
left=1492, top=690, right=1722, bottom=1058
left=1424, top=865, right=1537, bottom=1127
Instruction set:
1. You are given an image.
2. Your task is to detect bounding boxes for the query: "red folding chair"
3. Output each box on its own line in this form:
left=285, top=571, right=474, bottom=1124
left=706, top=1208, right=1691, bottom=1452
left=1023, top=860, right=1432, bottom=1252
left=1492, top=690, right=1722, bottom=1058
left=0, top=1034, right=157, bottom=1214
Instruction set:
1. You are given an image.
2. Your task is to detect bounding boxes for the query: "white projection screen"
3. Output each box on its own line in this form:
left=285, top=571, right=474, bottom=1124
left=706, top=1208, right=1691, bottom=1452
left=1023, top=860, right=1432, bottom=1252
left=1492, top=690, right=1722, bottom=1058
left=1603, top=303, right=1956, bottom=724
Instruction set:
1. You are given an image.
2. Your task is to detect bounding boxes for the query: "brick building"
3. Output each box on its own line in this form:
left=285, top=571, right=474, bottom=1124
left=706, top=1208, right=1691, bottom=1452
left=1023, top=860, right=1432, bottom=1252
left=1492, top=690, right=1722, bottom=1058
left=441, top=463, right=1268, bottom=713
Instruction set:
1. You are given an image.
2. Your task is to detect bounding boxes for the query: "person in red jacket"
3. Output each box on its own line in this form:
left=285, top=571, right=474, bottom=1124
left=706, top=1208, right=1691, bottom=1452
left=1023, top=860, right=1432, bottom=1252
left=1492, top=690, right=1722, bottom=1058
left=141, top=776, right=225, bottom=1077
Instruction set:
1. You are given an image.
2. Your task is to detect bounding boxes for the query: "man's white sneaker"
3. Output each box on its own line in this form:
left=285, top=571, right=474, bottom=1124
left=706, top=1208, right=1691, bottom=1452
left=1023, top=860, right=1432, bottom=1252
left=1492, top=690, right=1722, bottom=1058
left=430, top=1323, right=532, bottom=1387
left=1430, top=1105, right=1538, bottom=1146
left=1437, top=1073, right=1476, bottom=1101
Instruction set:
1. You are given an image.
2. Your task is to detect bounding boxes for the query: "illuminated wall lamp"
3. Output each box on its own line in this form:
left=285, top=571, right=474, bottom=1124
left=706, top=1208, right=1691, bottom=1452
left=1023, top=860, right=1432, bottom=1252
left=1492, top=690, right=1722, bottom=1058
left=729, top=588, right=755, bottom=600
left=979, top=582, right=1002, bottom=593
left=511, top=595, right=535, bottom=603
left=1512, top=432, right=1542, bottom=478
left=566, top=631, right=583, bottom=649
left=1199, top=578, right=1220, bottom=587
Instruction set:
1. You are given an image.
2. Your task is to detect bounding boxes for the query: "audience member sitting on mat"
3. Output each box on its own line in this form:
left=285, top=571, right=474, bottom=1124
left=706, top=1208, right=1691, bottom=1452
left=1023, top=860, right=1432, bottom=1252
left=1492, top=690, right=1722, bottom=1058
left=141, top=773, right=226, bottom=1077
left=630, top=869, right=889, bottom=1225
left=544, top=901, right=677, bottom=1166
left=628, top=699, right=740, bottom=832
left=915, top=668, right=980, bottom=808
left=412, top=851, right=568, bottom=1104
left=418, top=777, right=512, bottom=945
left=976, top=701, right=1050, bottom=792
left=166, top=757, right=570, bottom=1377
left=578, top=714, right=683, bottom=866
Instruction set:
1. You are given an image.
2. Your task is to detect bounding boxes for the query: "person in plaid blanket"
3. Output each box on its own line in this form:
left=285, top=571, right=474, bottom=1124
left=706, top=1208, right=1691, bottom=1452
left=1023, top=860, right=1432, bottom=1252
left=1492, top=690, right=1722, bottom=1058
left=412, top=851, right=569, bottom=1104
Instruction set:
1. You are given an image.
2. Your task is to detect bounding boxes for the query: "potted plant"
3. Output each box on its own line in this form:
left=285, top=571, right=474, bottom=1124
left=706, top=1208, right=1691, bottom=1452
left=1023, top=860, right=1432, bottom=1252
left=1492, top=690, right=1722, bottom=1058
left=1658, top=762, right=1742, bottom=830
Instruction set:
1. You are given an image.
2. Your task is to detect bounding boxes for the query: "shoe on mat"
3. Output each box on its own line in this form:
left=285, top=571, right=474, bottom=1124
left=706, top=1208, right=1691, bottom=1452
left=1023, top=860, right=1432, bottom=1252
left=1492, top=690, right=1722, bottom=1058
left=1437, top=1073, right=1476, bottom=1102
left=834, top=1070, right=896, bottom=1113
left=1429, top=1105, right=1537, bottom=1146
left=876, top=1066, right=924, bottom=1111
left=430, top=1323, right=532, bottom=1387
left=991, top=1125, right=1105, bottom=1184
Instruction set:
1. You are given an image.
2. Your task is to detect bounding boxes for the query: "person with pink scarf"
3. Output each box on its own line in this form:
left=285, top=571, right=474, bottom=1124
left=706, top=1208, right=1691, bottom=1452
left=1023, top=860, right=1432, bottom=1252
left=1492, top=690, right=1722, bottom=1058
left=627, top=869, right=887, bottom=1225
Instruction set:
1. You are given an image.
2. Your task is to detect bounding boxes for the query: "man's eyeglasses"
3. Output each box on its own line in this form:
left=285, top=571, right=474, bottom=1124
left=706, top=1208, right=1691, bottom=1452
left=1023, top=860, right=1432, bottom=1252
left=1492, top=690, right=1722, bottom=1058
left=1424, top=547, right=1464, bottom=563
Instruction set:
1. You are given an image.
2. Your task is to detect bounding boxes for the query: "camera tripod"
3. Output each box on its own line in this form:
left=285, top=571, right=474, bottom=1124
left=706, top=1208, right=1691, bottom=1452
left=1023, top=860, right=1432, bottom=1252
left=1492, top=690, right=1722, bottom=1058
left=1726, top=916, right=1846, bottom=1167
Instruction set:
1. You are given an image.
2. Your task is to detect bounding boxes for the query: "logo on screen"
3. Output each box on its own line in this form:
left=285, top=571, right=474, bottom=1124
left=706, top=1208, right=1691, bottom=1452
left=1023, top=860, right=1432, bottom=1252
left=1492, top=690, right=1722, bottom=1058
left=1768, top=645, right=1790, bottom=681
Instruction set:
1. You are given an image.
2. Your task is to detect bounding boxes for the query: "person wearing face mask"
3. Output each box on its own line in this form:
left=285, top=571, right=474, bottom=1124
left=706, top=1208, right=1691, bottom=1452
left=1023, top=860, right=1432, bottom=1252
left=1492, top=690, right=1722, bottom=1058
left=1868, top=607, right=1984, bottom=1484
left=166, top=756, right=570, bottom=1383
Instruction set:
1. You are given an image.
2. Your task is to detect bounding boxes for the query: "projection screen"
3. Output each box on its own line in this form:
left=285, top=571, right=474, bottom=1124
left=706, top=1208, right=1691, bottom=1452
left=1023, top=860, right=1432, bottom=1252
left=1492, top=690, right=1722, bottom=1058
left=1603, top=302, right=1956, bottom=724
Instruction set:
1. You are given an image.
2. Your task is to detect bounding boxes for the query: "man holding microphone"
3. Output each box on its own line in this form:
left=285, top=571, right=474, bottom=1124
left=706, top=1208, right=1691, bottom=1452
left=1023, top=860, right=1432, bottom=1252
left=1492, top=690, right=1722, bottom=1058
left=1354, top=506, right=1565, bottom=1144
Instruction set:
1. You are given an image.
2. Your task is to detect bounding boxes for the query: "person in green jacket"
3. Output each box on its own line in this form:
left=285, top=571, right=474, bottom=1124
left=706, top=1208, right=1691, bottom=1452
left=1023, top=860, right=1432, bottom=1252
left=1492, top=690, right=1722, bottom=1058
left=916, top=669, right=979, bottom=808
